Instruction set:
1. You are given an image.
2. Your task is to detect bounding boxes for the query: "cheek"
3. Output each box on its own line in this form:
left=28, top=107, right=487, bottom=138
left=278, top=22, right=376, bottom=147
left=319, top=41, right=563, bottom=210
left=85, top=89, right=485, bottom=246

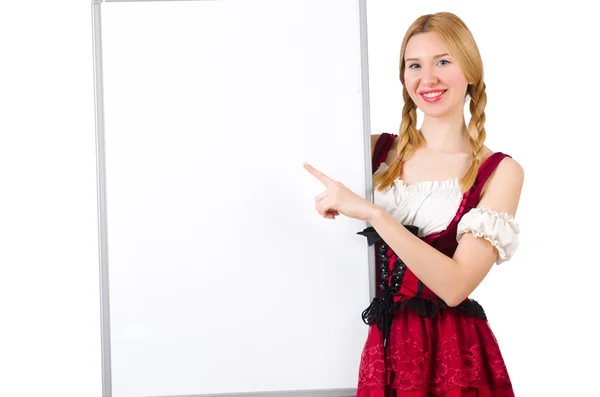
left=404, top=73, right=418, bottom=89
left=444, top=70, right=469, bottom=91
left=404, top=74, right=420, bottom=100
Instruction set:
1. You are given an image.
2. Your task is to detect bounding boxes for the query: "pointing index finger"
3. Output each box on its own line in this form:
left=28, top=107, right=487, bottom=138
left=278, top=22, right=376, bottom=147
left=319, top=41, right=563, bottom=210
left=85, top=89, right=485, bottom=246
left=304, top=162, right=333, bottom=186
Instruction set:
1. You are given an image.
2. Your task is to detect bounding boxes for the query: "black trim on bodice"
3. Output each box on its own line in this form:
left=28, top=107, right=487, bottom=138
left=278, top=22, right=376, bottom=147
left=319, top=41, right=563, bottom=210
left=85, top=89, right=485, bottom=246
left=416, top=280, right=424, bottom=297
left=357, top=225, right=488, bottom=348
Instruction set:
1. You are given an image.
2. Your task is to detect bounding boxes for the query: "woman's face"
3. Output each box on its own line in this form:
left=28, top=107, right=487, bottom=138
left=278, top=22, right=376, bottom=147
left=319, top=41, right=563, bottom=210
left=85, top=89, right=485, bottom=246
left=403, top=32, right=469, bottom=118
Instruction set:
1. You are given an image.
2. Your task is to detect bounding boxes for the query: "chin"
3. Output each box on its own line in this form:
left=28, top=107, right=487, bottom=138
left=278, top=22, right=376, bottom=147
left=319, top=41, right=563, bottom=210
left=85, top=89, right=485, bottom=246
left=418, top=105, right=453, bottom=118
left=417, top=99, right=463, bottom=119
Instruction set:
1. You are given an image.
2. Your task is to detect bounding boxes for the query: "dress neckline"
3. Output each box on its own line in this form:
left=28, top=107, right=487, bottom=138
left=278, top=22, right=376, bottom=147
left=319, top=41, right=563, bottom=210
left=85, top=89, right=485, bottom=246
left=376, top=152, right=502, bottom=188
left=376, top=162, right=460, bottom=189
left=396, top=177, right=460, bottom=189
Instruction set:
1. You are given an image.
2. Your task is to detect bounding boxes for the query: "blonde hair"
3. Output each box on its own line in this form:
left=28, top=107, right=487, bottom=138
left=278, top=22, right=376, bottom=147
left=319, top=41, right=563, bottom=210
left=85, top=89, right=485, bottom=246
left=373, top=12, right=487, bottom=193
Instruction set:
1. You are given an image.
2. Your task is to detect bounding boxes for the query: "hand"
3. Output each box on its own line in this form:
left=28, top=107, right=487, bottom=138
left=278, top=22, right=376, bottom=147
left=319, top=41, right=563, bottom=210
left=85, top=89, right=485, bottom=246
left=303, top=162, right=377, bottom=221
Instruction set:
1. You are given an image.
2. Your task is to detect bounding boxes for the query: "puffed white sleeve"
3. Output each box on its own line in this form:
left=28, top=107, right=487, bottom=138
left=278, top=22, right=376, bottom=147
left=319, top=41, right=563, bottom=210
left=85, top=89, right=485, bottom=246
left=456, top=207, right=520, bottom=264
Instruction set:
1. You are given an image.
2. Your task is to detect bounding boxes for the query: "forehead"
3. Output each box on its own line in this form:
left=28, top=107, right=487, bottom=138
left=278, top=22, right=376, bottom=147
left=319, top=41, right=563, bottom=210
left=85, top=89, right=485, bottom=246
left=404, top=32, right=449, bottom=59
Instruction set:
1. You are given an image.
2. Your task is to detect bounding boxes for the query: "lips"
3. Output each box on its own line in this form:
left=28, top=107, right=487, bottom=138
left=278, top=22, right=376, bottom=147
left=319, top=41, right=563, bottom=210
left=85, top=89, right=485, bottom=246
left=419, top=89, right=447, bottom=103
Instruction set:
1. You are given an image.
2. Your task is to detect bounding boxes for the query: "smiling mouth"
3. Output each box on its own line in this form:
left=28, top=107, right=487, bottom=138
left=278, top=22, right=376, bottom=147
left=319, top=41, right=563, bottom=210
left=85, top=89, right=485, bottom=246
left=420, top=90, right=447, bottom=102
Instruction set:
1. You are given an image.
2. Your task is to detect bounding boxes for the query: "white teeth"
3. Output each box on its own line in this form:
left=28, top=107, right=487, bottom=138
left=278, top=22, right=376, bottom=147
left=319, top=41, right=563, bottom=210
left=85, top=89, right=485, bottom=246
left=423, top=91, right=444, bottom=98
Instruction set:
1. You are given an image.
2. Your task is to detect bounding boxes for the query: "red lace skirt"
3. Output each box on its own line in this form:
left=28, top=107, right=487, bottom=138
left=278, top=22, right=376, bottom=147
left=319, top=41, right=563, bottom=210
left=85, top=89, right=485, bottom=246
left=356, top=307, right=514, bottom=396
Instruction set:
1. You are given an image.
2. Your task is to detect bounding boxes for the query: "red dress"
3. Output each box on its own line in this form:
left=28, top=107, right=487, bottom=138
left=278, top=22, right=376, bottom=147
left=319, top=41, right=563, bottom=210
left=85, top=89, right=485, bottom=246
left=356, top=133, right=515, bottom=397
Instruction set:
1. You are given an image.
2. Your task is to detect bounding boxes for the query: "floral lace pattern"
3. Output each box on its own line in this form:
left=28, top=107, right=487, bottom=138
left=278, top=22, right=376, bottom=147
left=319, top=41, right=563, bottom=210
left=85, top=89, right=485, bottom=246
left=357, top=307, right=512, bottom=395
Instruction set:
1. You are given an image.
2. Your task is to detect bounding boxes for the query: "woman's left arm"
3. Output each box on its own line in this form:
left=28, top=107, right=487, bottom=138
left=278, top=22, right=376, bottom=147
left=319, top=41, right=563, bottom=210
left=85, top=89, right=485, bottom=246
left=366, top=158, right=524, bottom=306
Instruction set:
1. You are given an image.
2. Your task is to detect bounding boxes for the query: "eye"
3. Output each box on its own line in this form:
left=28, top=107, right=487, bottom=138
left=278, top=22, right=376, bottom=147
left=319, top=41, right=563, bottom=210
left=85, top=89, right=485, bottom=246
left=407, top=63, right=420, bottom=69
left=438, top=59, right=450, bottom=66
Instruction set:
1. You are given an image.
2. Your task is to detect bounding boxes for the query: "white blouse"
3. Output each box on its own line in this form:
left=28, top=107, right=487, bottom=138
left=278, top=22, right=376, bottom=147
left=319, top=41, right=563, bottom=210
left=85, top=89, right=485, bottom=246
left=373, top=163, right=520, bottom=264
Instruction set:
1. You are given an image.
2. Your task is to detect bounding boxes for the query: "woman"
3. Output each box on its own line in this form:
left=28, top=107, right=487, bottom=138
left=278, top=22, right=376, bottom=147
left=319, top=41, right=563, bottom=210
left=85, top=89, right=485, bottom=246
left=304, top=11, right=522, bottom=397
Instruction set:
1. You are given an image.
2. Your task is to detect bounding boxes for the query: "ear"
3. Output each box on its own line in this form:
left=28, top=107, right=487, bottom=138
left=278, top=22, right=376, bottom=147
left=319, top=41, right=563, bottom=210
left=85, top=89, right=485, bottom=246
left=465, top=86, right=472, bottom=102
left=465, top=84, right=474, bottom=98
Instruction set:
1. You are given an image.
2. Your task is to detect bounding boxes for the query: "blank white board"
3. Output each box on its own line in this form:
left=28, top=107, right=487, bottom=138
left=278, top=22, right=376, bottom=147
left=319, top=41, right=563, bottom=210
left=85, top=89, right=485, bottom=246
left=92, top=0, right=374, bottom=396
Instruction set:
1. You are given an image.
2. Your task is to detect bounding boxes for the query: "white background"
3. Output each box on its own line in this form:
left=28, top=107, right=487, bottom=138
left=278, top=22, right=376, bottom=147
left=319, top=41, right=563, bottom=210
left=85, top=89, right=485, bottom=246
left=1, top=1, right=599, bottom=397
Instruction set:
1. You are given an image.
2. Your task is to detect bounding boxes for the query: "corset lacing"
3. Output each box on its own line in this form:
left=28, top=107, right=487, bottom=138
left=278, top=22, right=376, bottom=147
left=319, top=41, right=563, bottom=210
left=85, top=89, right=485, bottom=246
left=357, top=225, right=488, bottom=349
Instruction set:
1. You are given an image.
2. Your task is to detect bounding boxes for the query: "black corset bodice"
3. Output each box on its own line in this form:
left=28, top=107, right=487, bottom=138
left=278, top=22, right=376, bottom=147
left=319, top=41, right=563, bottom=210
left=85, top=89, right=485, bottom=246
left=357, top=225, right=487, bottom=348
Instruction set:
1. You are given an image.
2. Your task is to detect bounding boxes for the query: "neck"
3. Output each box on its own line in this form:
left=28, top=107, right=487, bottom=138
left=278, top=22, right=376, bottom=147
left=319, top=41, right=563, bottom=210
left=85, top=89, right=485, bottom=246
left=419, top=106, right=470, bottom=153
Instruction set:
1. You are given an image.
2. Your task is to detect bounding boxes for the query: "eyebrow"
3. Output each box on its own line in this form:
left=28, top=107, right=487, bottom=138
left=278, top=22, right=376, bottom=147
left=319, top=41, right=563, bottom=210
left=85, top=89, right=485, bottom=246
left=405, top=53, right=449, bottom=63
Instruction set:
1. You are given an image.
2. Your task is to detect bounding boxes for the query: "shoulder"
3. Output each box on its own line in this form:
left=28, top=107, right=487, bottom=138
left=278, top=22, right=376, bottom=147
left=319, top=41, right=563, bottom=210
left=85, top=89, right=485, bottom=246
left=370, top=134, right=381, bottom=158
left=480, top=146, right=524, bottom=182
left=496, top=156, right=524, bottom=180
left=371, top=133, right=400, bottom=169
left=370, top=133, right=399, bottom=159
left=479, top=149, right=524, bottom=216
left=483, top=147, right=524, bottom=185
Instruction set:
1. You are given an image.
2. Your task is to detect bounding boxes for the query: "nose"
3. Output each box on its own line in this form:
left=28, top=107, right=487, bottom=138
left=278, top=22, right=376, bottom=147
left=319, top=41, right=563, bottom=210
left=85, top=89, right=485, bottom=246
left=421, top=66, right=438, bottom=86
